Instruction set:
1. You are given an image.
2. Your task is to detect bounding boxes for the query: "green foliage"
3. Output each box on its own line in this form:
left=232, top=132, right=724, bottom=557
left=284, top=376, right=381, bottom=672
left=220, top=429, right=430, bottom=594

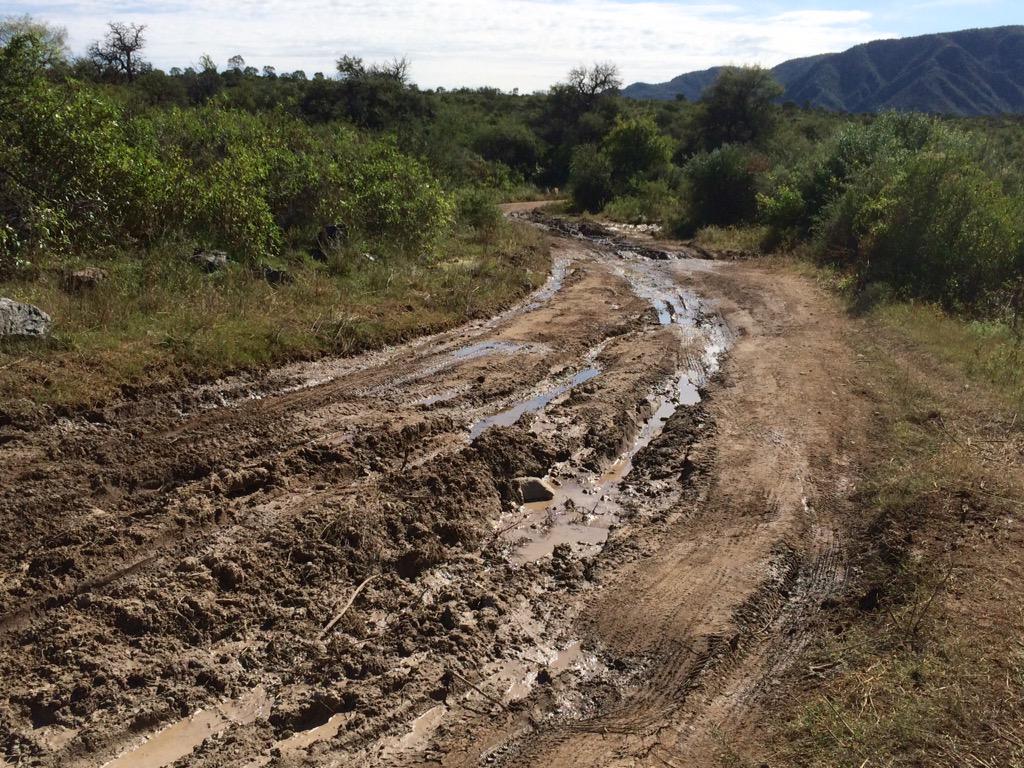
left=568, top=144, right=614, bottom=213
left=456, top=187, right=502, bottom=232
left=603, top=180, right=679, bottom=224
left=757, top=184, right=805, bottom=231
left=601, top=116, right=671, bottom=189
left=693, top=66, right=783, bottom=149
left=0, top=14, right=68, bottom=68
left=678, top=145, right=759, bottom=234
left=849, top=150, right=1021, bottom=308
left=769, top=113, right=1024, bottom=311
left=472, top=122, right=541, bottom=178
left=0, top=38, right=452, bottom=272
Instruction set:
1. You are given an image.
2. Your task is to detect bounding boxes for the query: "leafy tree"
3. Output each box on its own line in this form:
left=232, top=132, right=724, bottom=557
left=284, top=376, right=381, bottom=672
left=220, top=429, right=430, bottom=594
left=337, top=54, right=410, bottom=84
left=88, top=22, right=148, bottom=81
left=537, top=63, right=623, bottom=185
left=472, top=122, right=541, bottom=177
left=566, top=62, right=622, bottom=107
left=680, top=145, right=759, bottom=232
left=0, top=14, right=68, bottom=67
left=694, top=66, right=783, bottom=149
left=299, top=55, right=430, bottom=130
left=569, top=143, right=614, bottom=212
left=602, top=116, right=670, bottom=190
left=133, top=68, right=188, bottom=107
left=227, top=54, right=245, bottom=72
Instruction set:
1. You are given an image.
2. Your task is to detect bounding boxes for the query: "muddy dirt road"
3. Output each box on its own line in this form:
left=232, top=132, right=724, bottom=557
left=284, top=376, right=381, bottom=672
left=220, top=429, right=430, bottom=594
left=0, top=209, right=871, bottom=767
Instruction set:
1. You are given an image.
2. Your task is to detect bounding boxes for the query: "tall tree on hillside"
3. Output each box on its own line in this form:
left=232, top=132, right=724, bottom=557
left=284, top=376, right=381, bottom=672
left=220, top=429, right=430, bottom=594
left=566, top=62, right=622, bottom=107
left=0, top=15, right=69, bottom=67
left=695, top=65, right=783, bottom=149
left=336, top=54, right=410, bottom=84
left=537, top=62, right=624, bottom=185
left=87, top=22, right=147, bottom=81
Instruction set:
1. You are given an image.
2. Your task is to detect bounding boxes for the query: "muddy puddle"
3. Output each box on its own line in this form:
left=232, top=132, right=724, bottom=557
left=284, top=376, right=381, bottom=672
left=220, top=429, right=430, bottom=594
left=106, top=688, right=353, bottom=768
left=469, top=366, right=601, bottom=440
left=172, top=254, right=573, bottom=418
left=497, top=256, right=729, bottom=564
left=102, top=687, right=271, bottom=768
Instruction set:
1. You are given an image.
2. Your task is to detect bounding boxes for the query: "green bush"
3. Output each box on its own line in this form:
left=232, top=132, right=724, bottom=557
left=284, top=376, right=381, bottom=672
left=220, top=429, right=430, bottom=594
left=0, top=37, right=453, bottom=269
left=693, top=66, right=783, bottom=150
left=601, top=116, right=671, bottom=191
left=472, top=122, right=541, bottom=178
left=569, top=144, right=614, bottom=213
left=678, top=145, right=758, bottom=234
left=850, top=150, right=1022, bottom=309
left=1, top=36, right=171, bottom=266
left=456, top=187, right=502, bottom=232
left=757, top=184, right=805, bottom=231
left=603, top=180, right=678, bottom=224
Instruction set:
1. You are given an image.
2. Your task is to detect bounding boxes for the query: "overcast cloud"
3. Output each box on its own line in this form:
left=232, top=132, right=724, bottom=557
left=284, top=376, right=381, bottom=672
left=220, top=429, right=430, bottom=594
left=4, top=0, right=1016, bottom=90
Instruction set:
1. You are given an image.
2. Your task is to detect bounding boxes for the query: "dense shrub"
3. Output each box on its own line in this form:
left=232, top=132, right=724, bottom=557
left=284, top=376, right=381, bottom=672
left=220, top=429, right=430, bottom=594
left=678, top=145, right=759, bottom=234
left=604, top=180, right=679, bottom=224
left=830, top=148, right=1022, bottom=309
left=0, top=37, right=452, bottom=270
left=472, top=122, right=541, bottom=178
left=455, top=188, right=502, bottom=232
left=569, top=144, right=614, bottom=213
left=0, top=38, right=168, bottom=272
left=601, top=116, right=671, bottom=190
left=693, top=66, right=783, bottom=150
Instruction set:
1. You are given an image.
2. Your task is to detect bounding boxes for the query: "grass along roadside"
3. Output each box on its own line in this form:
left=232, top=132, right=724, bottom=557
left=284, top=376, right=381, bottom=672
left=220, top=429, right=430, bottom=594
left=757, top=267, right=1024, bottom=767
left=0, top=220, right=550, bottom=412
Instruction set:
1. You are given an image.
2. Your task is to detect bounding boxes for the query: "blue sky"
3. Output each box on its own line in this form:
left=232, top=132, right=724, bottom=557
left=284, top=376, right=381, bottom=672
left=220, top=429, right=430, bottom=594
left=8, top=0, right=1022, bottom=90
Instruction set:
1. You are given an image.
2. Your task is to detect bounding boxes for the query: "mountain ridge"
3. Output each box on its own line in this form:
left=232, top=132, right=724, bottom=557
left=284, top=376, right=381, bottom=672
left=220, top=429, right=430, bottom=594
left=623, top=26, right=1024, bottom=116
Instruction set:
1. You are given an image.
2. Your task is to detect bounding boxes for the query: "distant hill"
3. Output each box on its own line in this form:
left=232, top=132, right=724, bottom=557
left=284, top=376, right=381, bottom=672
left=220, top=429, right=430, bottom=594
left=623, top=26, right=1024, bottom=116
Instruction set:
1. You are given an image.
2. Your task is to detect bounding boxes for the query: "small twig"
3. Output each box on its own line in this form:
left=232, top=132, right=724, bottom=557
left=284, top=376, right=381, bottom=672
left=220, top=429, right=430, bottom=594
left=822, top=695, right=856, bottom=739
left=909, top=564, right=954, bottom=639
left=320, top=575, right=378, bottom=637
left=448, top=668, right=509, bottom=713
left=0, top=357, right=27, bottom=372
left=492, top=511, right=530, bottom=541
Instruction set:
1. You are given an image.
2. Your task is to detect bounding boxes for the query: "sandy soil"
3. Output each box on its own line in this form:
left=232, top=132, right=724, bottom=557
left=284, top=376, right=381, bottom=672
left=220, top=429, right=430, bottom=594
left=0, top=209, right=874, bottom=767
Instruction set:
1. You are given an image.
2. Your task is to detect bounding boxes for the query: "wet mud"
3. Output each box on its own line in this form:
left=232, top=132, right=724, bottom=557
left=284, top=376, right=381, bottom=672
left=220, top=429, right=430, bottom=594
left=0, top=206, right=863, bottom=768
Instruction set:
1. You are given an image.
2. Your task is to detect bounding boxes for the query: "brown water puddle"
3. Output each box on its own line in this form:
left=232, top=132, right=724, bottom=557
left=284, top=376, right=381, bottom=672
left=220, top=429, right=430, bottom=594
left=500, top=262, right=730, bottom=564
left=500, top=368, right=703, bottom=564
left=469, top=367, right=601, bottom=441
left=102, top=687, right=271, bottom=768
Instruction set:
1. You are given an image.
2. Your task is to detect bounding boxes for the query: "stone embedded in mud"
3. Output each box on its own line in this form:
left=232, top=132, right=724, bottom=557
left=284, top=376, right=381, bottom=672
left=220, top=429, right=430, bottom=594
left=514, top=476, right=555, bottom=504
left=0, top=298, right=52, bottom=337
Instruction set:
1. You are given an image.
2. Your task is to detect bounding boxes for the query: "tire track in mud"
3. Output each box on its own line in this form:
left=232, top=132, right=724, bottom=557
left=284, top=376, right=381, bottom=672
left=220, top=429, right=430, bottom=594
left=0, top=247, right=595, bottom=636
left=395, top=218, right=868, bottom=768
left=1, top=223, right=720, bottom=767
left=1, top=212, right=866, bottom=768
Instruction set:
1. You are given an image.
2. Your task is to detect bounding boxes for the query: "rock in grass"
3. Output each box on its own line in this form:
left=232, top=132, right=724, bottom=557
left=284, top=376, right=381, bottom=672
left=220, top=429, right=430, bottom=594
left=62, top=267, right=108, bottom=293
left=514, top=476, right=556, bottom=504
left=0, top=298, right=52, bottom=337
left=311, top=223, right=348, bottom=262
left=260, top=265, right=293, bottom=285
left=191, top=249, right=229, bottom=272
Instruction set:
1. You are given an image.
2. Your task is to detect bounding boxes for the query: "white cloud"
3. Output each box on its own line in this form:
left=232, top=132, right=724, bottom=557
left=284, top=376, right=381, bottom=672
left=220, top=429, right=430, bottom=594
left=12, top=0, right=890, bottom=90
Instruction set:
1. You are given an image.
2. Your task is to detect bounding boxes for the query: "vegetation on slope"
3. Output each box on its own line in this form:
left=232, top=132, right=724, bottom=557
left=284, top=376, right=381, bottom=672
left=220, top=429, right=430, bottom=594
left=625, top=25, right=1024, bottom=117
